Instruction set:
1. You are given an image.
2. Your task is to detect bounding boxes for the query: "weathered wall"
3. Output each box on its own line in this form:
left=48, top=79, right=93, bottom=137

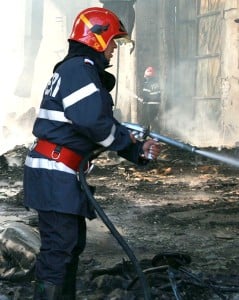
left=220, top=0, right=239, bottom=146
left=116, top=0, right=239, bottom=147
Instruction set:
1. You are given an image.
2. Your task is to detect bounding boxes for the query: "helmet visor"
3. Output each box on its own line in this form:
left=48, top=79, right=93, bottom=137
left=114, top=35, right=132, bottom=45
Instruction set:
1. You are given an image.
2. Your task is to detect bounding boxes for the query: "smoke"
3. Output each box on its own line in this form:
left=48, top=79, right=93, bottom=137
left=0, top=2, right=26, bottom=153
left=161, top=104, right=223, bottom=148
left=0, top=1, right=67, bottom=154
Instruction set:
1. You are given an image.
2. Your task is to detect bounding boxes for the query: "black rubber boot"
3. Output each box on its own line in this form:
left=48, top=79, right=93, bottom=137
left=33, top=280, right=63, bottom=300
left=61, top=258, right=78, bottom=300
left=61, top=216, right=86, bottom=300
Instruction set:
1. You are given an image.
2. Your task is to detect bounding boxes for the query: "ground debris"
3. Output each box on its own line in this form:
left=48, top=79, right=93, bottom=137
left=0, top=146, right=239, bottom=299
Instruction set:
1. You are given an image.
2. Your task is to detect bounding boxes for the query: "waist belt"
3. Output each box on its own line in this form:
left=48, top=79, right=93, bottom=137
left=34, top=139, right=83, bottom=171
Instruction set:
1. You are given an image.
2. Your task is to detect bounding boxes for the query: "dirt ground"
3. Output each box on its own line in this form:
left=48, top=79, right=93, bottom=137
left=0, top=145, right=239, bottom=299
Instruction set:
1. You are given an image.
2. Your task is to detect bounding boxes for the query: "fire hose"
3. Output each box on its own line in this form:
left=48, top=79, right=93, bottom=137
left=78, top=146, right=152, bottom=300
left=79, top=122, right=239, bottom=299
left=122, top=122, right=239, bottom=168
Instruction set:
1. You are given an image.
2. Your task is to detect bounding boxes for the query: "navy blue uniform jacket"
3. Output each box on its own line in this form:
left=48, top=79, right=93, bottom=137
left=24, top=55, right=146, bottom=219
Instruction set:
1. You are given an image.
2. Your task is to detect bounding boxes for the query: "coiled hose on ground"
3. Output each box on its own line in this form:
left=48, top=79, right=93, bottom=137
left=79, top=147, right=152, bottom=300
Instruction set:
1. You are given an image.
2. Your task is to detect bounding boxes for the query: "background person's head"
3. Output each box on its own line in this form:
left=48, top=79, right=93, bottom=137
left=144, top=66, right=156, bottom=78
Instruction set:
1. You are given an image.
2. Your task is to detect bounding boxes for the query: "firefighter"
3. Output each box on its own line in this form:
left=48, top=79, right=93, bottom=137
left=142, top=66, right=161, bottom=128
left=23, top=7, right=161, bottom=300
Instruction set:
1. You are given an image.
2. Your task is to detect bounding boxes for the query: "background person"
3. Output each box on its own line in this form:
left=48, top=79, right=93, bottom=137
left=142, top=66, right=161, bottom=128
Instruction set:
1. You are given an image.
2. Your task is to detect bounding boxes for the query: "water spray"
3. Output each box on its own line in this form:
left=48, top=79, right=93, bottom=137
left=122, top=122, right=239, bottom=168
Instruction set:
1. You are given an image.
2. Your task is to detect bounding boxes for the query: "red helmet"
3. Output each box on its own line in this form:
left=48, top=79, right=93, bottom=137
left=69, top=7, right=130, bottom=52
left=144, top=66, right=156, bottom=77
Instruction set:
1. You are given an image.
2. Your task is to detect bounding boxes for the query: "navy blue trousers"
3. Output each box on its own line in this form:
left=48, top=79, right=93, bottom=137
left=35, top=211, right=86, bottom=285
